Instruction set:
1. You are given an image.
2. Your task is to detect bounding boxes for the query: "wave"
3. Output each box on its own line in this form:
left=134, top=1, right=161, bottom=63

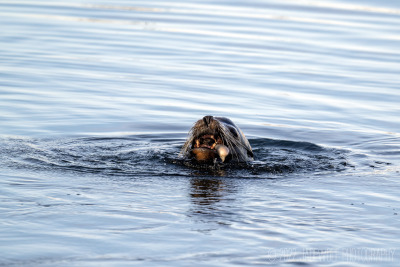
left=0, top=135, right=351, bottom=178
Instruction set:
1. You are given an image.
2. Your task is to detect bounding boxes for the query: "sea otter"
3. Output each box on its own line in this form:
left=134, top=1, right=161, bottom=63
left=180, top=116, right=253, bottom=163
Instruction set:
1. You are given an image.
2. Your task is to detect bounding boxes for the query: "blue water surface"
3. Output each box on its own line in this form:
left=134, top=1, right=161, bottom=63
left=1, top=0, right=400, bottom=266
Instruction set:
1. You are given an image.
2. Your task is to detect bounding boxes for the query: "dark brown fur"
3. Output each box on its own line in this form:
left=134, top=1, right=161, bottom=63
left=180, top=116, right=253, bottom=163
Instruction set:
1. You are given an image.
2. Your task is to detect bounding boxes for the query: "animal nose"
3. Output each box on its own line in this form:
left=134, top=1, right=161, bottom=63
left=203, top=115, right=214, bottom=127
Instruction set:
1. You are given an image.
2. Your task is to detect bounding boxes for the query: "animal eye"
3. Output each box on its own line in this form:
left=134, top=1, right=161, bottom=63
left=228, top=126, right=238, bottom=137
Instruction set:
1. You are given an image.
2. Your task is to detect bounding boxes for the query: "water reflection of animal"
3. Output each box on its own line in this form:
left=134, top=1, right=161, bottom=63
left=189, top=178, right=237, bottom=223
left=181, top=116, right=253, bottom=163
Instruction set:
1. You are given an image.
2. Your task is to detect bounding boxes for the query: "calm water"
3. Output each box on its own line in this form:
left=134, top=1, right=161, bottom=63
left=1, top=0, right=400, bottom=266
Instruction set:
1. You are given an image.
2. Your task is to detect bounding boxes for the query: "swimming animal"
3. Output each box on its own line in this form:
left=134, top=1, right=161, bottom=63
left=180, top=116, right=253, bottom=163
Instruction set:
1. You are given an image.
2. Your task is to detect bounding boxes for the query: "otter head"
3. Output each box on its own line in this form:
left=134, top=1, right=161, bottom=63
left=180, top=116, right=253, bottom=163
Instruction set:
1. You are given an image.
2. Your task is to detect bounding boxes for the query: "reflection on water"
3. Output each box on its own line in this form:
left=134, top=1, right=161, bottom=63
left=190, top=178, right=228, bottom=211
left=188, top=178, right=245, bottom=237
left=1, top=0, right=400, bottom=266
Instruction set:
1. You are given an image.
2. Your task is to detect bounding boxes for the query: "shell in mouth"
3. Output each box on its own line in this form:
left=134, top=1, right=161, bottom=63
left=191, top=134, right=229, bottom=162
left=193, top=134, right=222, bottom=149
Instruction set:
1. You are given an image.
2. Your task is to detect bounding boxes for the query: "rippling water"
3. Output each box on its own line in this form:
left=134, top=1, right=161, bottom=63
left=1, top=0, right=400, bottom=266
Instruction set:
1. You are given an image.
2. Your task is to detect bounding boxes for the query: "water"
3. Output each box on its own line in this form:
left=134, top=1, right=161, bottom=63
left=1, top=0, right=400, bottom=266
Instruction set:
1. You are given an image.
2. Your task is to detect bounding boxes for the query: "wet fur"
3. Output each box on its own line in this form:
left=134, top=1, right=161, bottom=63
left=181, top=116, right=253, bottom=162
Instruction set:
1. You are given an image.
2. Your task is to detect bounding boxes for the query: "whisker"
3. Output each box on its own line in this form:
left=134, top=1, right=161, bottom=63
left=180, top=117, right=253, bottom=162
